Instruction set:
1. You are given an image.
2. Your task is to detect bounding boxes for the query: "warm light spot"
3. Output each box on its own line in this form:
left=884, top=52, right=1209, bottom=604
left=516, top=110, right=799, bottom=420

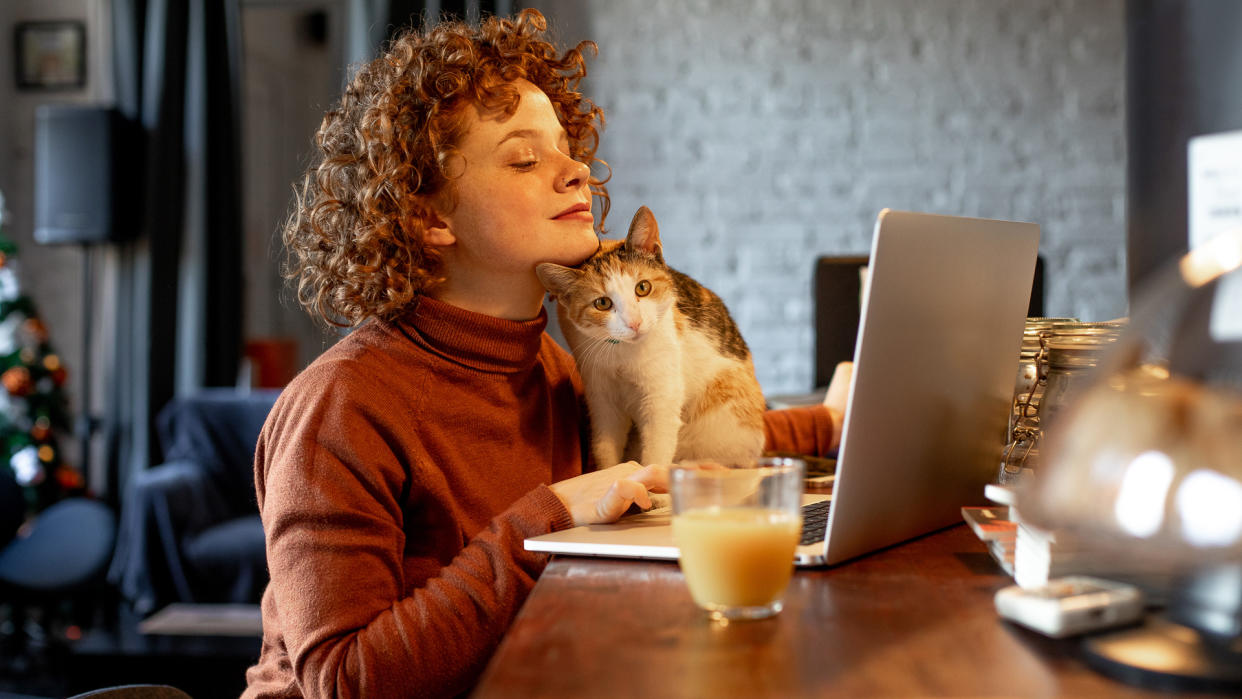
left=43, top=354, right=61, bottom=371
left=37, top=445, right=55, bottom=462
left=1140, top=363, right=1170, bottom=380
left=1113, top=450, right=1175, bottom=538
left=1176, top=470, right=1242, bottom=547
left=1181, top=229, right=1242, bottom=286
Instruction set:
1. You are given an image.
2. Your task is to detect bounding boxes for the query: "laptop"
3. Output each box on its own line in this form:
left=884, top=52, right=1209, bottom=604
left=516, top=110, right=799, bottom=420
left=526, top=209, right=1040, bottom=566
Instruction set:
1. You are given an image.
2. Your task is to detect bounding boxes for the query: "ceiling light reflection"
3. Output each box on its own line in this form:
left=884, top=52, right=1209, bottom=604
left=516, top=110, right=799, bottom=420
left=1113, top=450, right=1175, bottom=538
left=1176, top=469, right=1242, bottom=548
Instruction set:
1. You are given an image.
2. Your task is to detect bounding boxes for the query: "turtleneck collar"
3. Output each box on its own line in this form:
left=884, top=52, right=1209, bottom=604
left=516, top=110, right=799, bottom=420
left=396, top=296, right=549, bottom=374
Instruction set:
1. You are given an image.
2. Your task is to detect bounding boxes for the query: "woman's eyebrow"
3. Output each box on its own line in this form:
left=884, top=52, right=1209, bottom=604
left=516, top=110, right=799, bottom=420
left=496, top=127, right=569, bottom=147
left=497, top=128, right=539, bottom=146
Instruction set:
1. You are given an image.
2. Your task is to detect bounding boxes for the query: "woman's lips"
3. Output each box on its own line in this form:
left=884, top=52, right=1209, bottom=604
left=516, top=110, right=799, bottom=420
left=554, top=203, right=592, bottom=221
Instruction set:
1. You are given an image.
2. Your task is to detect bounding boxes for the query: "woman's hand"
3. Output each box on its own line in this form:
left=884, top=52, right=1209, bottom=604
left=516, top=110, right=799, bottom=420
left=550, top=462, right=669, bottom=526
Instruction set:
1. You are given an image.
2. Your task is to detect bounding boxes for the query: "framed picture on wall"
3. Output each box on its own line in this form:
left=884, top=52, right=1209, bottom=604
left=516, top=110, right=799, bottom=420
left=15, top=21, right=86, bottom=90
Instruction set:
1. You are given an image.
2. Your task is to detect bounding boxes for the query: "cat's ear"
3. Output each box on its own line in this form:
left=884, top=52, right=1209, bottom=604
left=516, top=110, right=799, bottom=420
left=536, top=263, right=582, bottom=295
left=625, top=206, right=663, bottom=258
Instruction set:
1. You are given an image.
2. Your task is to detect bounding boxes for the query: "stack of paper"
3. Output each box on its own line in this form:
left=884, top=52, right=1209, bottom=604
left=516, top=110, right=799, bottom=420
left=981, top=484, right=1099, bottom=588
left=981, top=485, right=1175, bottom=598
left=977, top=483, right=1095, bottom=586
left=1012, top=520, right=1092, bottom=588
left=961, top=505, right=1016, bottom=575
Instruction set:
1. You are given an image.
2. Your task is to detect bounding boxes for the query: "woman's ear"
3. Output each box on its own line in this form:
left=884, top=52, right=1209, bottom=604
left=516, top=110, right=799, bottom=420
left=424, top=213, right=456, bottom=247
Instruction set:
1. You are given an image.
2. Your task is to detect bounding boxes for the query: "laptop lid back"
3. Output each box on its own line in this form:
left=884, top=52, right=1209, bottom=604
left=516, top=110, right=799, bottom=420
left=822, top=209, right=1039, bottom=565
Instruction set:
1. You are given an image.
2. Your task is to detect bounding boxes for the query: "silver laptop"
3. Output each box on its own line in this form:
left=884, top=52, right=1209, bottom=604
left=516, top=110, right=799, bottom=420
left=525, top=209, right=1039, bottom=566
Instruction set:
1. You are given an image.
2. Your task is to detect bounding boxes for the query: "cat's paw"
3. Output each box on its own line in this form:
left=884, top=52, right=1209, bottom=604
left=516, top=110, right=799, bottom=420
left=646, top=492, right=672, bottom=512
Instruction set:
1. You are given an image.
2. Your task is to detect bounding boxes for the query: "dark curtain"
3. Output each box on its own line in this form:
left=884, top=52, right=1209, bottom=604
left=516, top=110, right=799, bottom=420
left=386, top=0, right=501, bottom=38
left=1127, top=0, right=1242, bottom=295
left=387, top=0, right=427, bottom=33
left=107, top=0, right=243, bottom=501
left=203, top=2, right=245, bottom=390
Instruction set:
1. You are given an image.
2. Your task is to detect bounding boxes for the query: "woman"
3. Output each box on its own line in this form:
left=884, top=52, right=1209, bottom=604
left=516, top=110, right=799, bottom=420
left=244, top=10, right=840, bottom=698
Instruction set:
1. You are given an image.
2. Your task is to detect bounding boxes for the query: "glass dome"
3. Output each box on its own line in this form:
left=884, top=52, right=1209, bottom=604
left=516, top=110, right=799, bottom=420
left=1015, top=229, right=1242, bottom=689
left=1018, top=231, right=1242, bottom=565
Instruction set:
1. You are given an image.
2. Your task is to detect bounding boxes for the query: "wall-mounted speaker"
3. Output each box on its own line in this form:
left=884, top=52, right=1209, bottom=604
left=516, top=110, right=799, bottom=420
left=34, top=105, right=140, bottom=245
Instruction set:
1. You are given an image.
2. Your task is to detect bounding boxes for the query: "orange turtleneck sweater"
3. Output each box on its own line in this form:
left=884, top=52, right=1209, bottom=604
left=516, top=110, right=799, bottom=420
left=244, top=297, right=834, bottom=698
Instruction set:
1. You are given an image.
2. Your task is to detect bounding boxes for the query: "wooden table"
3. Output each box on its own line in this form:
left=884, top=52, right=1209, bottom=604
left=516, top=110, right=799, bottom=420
left=475, top=524, right=1187, bottom=698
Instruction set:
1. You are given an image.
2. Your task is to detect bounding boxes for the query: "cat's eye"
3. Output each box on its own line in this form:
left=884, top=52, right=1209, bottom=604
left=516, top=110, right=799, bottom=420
left=635, top=280, right=652, bottom=297
left=593, top=297, right=613, bottom=311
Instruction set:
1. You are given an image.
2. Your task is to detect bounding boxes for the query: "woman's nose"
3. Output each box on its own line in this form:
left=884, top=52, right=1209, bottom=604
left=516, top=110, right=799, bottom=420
left=557, top=156, right=590, bottom=192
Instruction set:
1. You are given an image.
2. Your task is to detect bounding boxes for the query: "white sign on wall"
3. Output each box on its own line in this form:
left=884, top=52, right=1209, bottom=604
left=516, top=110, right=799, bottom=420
left=1188, top=130, right=1242, bottom=342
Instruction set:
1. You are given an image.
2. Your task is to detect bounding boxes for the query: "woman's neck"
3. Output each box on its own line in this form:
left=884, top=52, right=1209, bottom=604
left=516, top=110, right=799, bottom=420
left=429, top=274, right=547, bottom=321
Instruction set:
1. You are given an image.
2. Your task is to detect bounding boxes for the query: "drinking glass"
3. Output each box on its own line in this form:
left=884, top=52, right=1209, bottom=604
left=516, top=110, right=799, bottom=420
left=670, top=456, right=804, bottom=621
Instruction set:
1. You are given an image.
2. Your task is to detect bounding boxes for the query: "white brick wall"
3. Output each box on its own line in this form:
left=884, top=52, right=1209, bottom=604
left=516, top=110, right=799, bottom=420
left=537, top=0, right=1128, bottom=394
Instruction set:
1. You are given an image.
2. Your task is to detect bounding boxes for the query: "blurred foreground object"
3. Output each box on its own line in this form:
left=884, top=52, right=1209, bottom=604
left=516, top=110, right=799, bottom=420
left=1017, top=229, right=1242, bottom=691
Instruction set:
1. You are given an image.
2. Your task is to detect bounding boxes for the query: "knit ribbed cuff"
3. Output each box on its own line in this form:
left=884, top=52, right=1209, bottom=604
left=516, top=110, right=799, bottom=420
left=530, top=484, right=575, bottom=532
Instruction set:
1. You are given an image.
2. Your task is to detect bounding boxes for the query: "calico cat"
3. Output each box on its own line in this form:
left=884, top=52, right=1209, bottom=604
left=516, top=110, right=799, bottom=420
left=536, top=206, right=766, bottom=468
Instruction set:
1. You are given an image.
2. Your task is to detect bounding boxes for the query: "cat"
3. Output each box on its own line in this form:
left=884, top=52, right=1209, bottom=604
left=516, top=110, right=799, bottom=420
left=536, top=206, right=767, bottom=468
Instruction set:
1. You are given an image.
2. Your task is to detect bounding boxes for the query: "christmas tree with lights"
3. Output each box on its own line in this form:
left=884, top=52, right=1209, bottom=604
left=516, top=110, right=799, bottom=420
left=0, top=188, right=83, bottom=519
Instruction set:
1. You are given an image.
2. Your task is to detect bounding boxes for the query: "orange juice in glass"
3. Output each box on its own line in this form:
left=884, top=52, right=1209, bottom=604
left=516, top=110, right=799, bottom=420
left=670, top=457, right=804, bottom=620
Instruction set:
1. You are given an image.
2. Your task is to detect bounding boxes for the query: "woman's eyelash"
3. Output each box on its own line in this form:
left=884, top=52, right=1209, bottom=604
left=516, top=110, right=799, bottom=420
left=510, top=160, right=538, bottom=170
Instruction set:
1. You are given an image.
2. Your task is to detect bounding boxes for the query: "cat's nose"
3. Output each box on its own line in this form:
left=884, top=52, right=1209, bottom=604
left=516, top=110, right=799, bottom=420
left=627, top=319, right=642, bottom=333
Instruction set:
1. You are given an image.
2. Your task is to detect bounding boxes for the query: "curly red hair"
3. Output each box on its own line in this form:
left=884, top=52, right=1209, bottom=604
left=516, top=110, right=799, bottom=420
left=283, top=9, right=609, bottom=327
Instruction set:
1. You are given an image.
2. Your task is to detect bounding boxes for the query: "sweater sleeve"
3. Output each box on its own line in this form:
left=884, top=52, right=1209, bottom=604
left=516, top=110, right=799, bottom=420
left=762, top=404, right=837, bottom=457
left=257, top=375, right=573, bottom=699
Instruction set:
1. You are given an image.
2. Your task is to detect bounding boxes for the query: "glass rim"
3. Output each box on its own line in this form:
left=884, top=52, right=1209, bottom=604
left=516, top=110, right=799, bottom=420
left=670, top=456, right=805, bottom=478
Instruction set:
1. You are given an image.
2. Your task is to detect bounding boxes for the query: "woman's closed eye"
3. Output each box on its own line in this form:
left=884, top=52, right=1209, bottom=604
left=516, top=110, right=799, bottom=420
left=509, top=159, right=538, bottom=171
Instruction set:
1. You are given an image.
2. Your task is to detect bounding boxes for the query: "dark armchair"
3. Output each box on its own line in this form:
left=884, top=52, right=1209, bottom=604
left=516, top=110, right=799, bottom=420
left=108, top=388, right=279, bottom=615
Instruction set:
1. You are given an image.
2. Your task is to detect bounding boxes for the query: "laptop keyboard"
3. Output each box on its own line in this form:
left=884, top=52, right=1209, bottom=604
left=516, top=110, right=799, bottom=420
left=633, top=496, right=830, bottom=545
left=800, top=500, right=832, bottom=545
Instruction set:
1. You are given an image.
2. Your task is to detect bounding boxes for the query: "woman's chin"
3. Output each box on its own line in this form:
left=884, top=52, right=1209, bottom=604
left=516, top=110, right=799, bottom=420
left=556, top=233, right=601, bottom=266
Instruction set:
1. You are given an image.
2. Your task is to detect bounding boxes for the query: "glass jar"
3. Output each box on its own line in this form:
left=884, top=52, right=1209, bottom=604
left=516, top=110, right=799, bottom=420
left=999, top=318, right=1126, bottom=483
left=999, top=426, right=1040, bottom=485
left=1039, top=325, right=1125, bottom=430
left=1008, top=317, right=1078, bottom=446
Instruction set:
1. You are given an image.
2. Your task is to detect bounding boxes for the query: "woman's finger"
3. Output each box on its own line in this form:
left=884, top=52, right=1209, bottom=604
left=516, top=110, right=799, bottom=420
left=594, top=479, right=651, bottom=522
left=627, top=464, right=670, bottom=492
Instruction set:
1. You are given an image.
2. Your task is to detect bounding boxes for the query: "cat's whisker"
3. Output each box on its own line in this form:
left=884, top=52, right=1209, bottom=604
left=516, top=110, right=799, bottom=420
left=569, top=334, right=605, bottom=369
left=576, top=334, right=616, bottom=370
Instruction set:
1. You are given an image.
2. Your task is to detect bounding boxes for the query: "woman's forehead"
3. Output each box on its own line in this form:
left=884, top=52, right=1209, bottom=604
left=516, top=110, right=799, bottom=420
left=461, top=79, right=561, bottom=144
